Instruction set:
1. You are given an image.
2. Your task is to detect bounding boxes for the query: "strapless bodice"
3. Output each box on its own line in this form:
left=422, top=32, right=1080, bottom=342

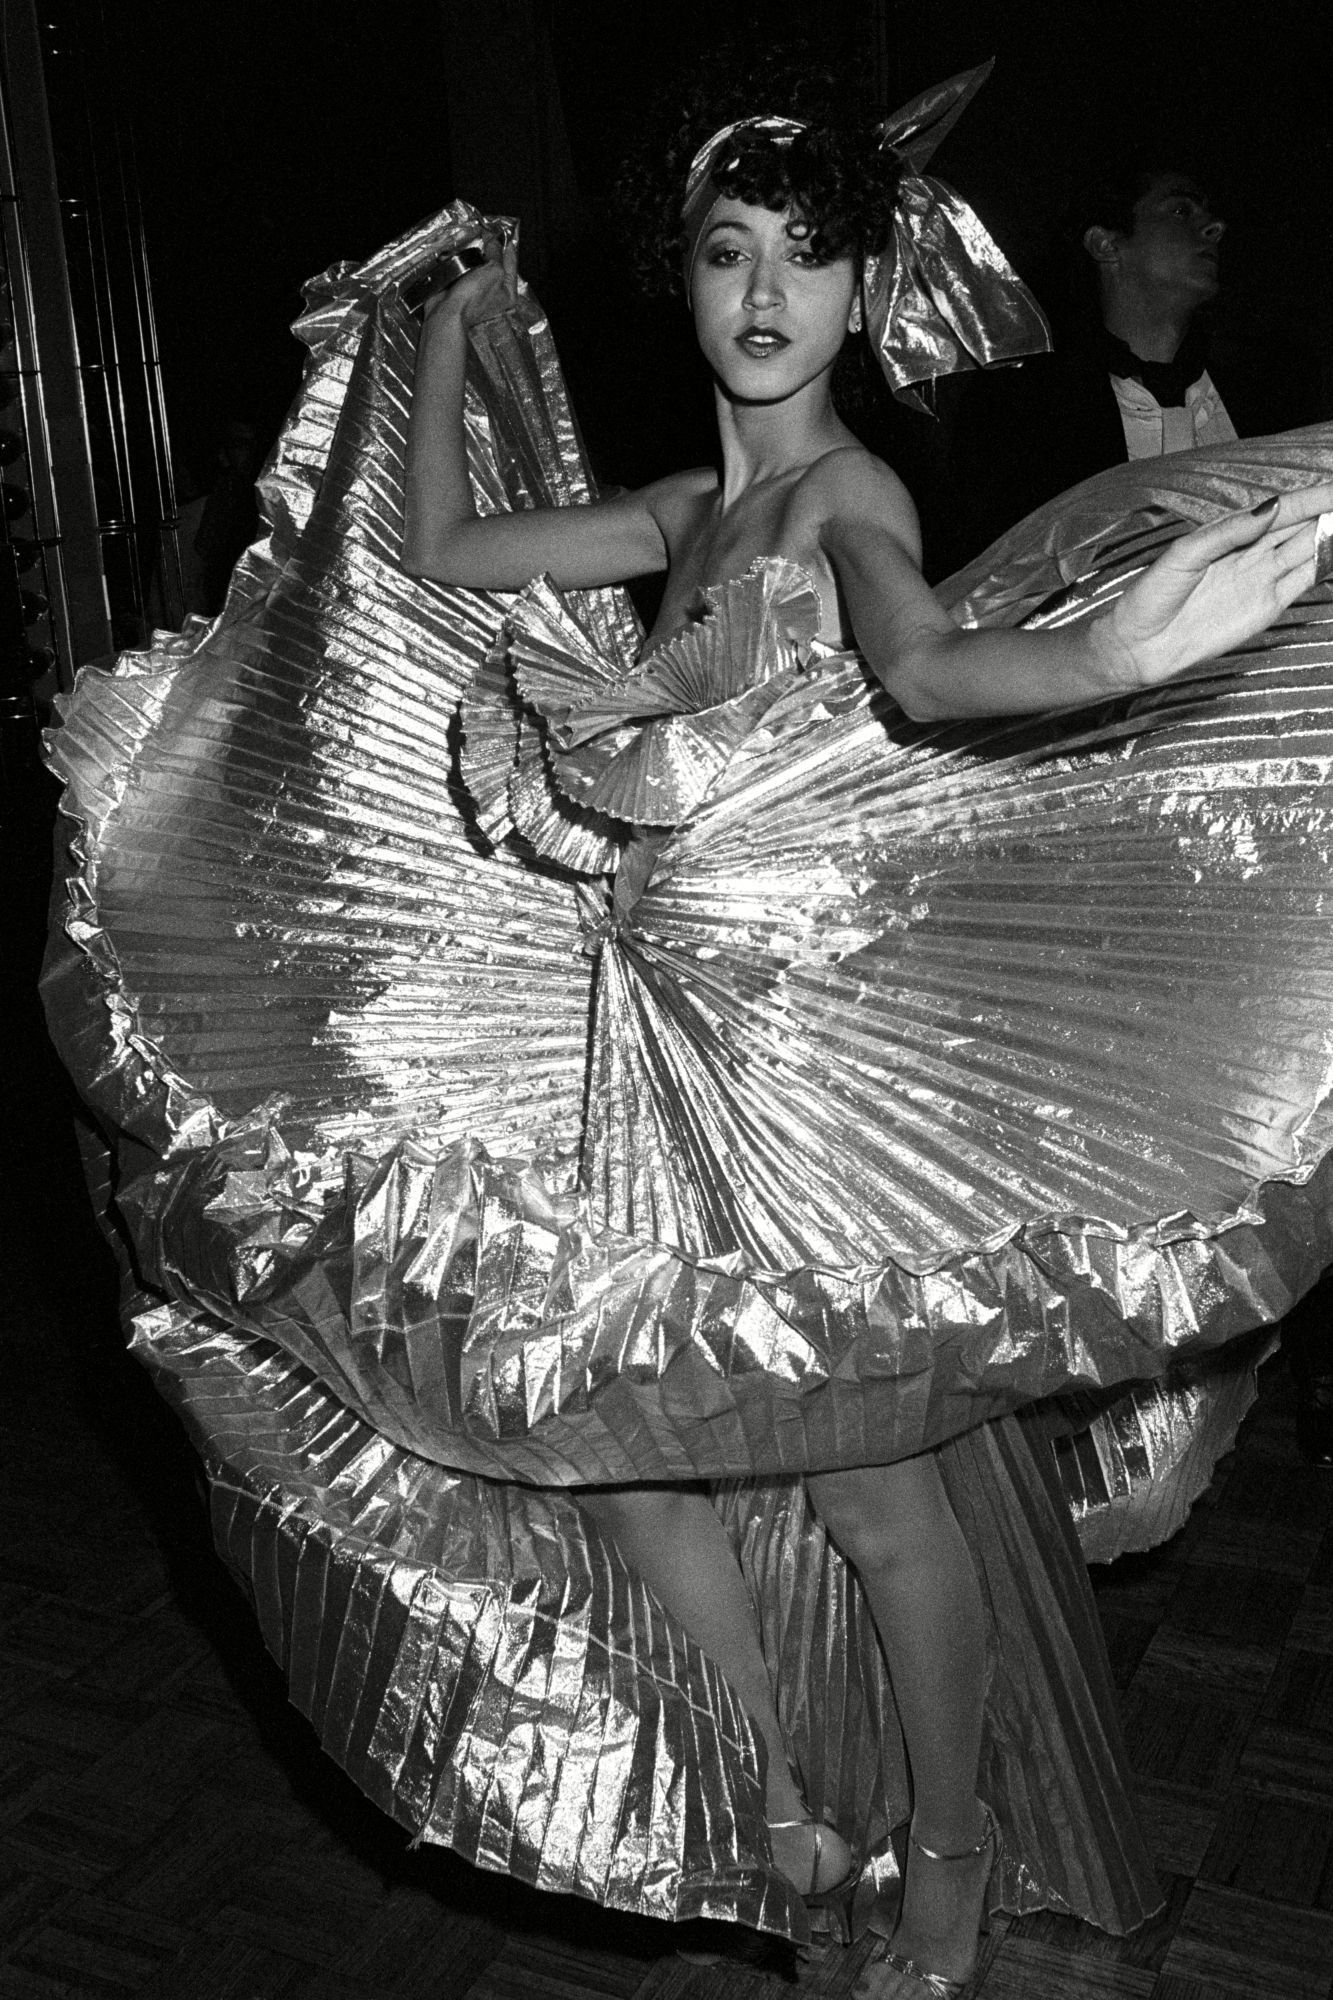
left=458, top=555, right=852, bottom=867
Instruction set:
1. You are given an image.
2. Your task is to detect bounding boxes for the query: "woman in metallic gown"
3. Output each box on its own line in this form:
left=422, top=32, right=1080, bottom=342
left=399, top=83, right=1333, bottom=1997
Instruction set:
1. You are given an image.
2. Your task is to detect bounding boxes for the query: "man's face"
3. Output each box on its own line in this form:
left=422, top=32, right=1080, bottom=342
left=1115, top=173, right=1225, bottom=305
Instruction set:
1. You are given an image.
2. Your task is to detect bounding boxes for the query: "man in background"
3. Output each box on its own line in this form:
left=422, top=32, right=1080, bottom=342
left=954, top=159, right=1331, bottom=1462
left=954, top=162, right=1325, bottom=559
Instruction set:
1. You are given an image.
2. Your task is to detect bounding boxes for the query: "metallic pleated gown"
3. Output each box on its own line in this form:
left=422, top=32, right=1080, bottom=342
left=43, top=205, right=1333, bottom=1942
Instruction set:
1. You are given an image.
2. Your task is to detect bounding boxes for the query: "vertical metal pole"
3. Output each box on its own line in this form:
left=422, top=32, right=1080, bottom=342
left=867, top=0, right=903, bottom=112
left=0, top=0, right=111, bottom=685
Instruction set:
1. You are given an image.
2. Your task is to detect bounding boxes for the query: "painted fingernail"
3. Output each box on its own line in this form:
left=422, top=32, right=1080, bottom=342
left=1316, top=510, right=1333, bottom=585
left=1250, top=495, right=1279, bottom=516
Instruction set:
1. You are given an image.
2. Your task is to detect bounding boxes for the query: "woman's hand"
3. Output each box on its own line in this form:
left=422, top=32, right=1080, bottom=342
left=421, top=237, right=518, bottom=331
left=819, top=454, right=1333, bottom=723
left=1092, top=482, right=1333, bottom=691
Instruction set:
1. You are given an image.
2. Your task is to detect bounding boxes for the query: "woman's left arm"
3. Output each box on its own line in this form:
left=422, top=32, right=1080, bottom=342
left=814, top=454, right=1333, bottom=723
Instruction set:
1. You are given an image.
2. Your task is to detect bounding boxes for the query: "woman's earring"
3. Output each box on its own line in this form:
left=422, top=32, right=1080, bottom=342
left=849, top=295, right=864, bottom=334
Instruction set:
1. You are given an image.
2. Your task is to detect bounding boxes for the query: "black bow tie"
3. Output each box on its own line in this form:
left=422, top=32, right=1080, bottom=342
left=1100, top=328, right=1209, bottom=408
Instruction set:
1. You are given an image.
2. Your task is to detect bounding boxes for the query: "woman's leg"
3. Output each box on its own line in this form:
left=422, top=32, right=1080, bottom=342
left=806, top=1454, right=991, bottom=1980
left=576, top=1483, right=852, bottom=1892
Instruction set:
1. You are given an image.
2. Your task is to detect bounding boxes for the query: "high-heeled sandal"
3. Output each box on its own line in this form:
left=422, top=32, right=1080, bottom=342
left=879, top=1802, right=1001, bottom=1997
left=768, top=1815, right=861, bottom=1944
left=675, top=1813, right=860, bottom=1965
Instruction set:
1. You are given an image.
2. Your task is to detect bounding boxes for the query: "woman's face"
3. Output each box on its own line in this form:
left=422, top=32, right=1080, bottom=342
left=690, top=198, right=859, bottom=405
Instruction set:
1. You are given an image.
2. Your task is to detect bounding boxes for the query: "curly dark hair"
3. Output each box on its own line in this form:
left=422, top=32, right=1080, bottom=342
left=614, top=43, right=901, bottom=298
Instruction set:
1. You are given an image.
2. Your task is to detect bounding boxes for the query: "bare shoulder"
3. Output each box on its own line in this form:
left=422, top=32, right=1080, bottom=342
left=641, top=464, right=718, bottom=537
left=792, top=444, right=922, bottom=565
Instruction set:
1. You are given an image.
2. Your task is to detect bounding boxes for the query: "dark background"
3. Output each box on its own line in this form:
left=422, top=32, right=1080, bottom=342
left=111, top=0, right=1332, bottom=511
left=3, top=9, right=1330, bottom=1942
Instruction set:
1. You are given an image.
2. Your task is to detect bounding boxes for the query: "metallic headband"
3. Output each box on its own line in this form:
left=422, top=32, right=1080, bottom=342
left=681, top=113, right=807, bottom=301
left=679, top=63, right=1050, bottom=411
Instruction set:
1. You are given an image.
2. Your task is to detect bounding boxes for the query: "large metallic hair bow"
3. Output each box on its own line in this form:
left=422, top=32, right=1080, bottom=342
left=869, top=61, right=1050, bottom=409
left=680, top=61, right=1050, bottom=414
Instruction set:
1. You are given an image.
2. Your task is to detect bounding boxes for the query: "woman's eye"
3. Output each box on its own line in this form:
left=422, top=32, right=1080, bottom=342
left=706, top=246, right=744, bottom=266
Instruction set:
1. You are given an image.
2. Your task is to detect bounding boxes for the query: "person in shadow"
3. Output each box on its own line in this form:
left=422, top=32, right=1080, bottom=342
left=953, top=157, right=1332, bottom=1463
left=954, top=160, right=1325, bottom=562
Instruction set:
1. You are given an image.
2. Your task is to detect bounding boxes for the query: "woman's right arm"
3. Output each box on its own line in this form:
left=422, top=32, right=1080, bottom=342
left=401, top=247, right=683, bottom=592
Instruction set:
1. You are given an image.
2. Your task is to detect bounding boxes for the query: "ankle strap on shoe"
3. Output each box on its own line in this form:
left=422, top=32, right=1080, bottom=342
left=908, top=1803, right=997, bottom=1863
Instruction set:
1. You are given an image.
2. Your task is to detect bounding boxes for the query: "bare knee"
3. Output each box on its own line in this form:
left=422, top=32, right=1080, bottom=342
left=807, top=1456, right=953, bottom=1578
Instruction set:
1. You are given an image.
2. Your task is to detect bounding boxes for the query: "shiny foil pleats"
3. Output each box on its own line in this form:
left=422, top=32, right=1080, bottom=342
left=42, top=203, right=1333, bottom=1939
left=129, top=1296, right=1158, bottom=1937
left=110, top=1116, right=1323, bottom=1491
left=1050, top=1338, right=1272, bottom=1564
left=46, top=202, right=637, bottom=1174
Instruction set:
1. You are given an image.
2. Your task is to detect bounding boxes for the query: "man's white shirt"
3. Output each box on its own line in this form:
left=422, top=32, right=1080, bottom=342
left=1109, top=368, right=1239, bottom=458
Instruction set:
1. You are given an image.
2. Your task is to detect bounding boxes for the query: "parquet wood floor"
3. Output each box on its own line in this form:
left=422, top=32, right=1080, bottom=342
left=4, top=1026, right=1333, bottom=1995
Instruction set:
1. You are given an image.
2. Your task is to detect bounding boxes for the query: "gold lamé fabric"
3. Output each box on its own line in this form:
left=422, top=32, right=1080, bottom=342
left=862, top=163, right=1051, bottom=410
left=41, top=203, right=1333, bottom=1937
left=1049, top=1335, right=1273, bottom=1565
left=124, top=1294, right=1159, bottom=1941
left=863, top=63, right=1051, bottom=408
left=678, top=65, right=1051, bottom=409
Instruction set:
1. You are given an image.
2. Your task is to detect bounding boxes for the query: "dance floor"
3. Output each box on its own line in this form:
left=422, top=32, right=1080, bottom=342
left=3, top=1012, right=1333, bottom=1998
